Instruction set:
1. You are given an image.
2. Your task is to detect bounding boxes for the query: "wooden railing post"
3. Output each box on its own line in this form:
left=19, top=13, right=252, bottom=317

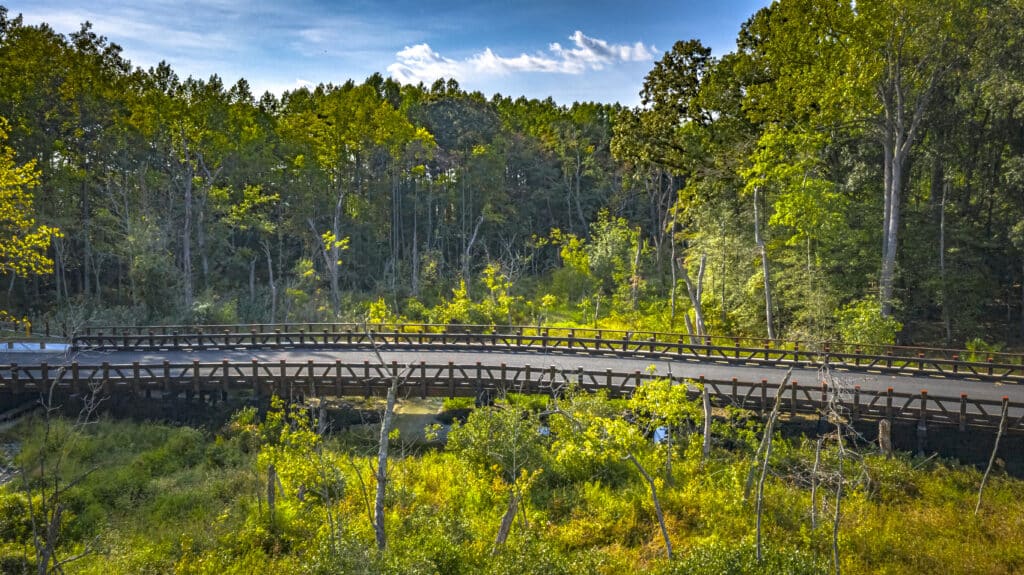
left=448, top=361, right=455, bottom=398
left=760, top=378, right=767, bottom=418
left=163, top=360, right=171, bottom=398
left=221, top=359, right=230, bottom=403
left=886, top=387, right=894, bottom=422
left=132, top=361, right=140, bottom=398
left=333, top=360, right=343, bottom=397
left=279, top=360, right=287, bottom=400
left=189, top=360, right=199, bottom=401
left=959, top=393, right=968, bottom=432
left=790, top=380, right=797, bottom=417
left=852, top=385, right=861, bottom=420
left=72, top=362, right=80, bottom=395
left=364, top=361, right=371, bottom=398
left=420, top=361, right=427, bottom=399
left=252, top=359, right=261, bottom=403
left=917, top=389, right=929, bottom=455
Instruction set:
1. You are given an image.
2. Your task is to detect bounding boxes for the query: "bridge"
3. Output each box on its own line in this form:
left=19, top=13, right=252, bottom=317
left=1, top=323, right=1022, bottom=432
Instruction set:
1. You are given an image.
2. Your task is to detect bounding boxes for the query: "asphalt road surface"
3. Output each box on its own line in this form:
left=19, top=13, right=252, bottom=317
left=39, top=345, right=1017, bottom=404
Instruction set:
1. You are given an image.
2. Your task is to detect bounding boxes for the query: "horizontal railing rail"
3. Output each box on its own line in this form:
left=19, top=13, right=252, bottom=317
left=78, top=322, right=1024, bottom=366
left=71, top=328, right=1024, bottom=384
left=0, top=359, right=1018, bottom=433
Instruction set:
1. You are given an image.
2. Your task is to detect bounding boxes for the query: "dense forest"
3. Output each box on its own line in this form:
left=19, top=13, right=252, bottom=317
left=2, top=0, right=1024, bottom=347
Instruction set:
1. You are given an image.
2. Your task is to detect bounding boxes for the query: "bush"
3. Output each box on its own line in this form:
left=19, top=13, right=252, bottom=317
left=835, top=296, right=901, bottom=346
left=660, top=541, right=827, bottom=575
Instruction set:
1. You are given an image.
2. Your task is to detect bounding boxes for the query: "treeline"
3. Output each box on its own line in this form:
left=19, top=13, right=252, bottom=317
left=1, top=1, right=1023, bottom=346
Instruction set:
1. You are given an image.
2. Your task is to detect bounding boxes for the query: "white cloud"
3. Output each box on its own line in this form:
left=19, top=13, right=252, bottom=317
left=387, top=30, right=655, bottom=84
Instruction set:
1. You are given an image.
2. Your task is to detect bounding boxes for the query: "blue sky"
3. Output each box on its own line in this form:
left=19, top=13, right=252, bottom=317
left=6, top=0, right=769, bottom=105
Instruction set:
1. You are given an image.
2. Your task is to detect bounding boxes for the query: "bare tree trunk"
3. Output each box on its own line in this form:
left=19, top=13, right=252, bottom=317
left=493, top=490, right=521, bottom=553
left=811, top=437, right=823, bottom=530
left=976, top=398, right=1009, bottom=515
left=833, top=434, right=844, bottom=575
left=462, top=215, right=485, bottom=284
left=180, top=132, right=194, bottom=312
left=754, top=188, right=776, bottom=339
left=754, top=426, right=774, bottom=563
left=411, top=208, right=419, bottom=297
left=702, top=383, right=712, bottom=460
left=745, top=369, right=793, bottom=501
left=679, top=253, right=707, bottom=341
left=940, top=180, right=951, bottom=344
left=262, top=242, right=277, bottom=324
left=669, top=215, right=677, bottom=329
left=249, top=256, right=257, bottom=306
left=881, top=152, right=903, bottom=318
left=374, top=374, right=399, bottom=551
left=878, top=419, right=892, bottom=458
left=267, top=463, right=277, bottom=528
left=626, top=452, right=673, bottom=560
left=630, top=229, right=642, bottom=311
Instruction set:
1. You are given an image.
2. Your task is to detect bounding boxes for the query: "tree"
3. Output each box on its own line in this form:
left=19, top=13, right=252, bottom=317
left=448, top=404, right=546, bottom=552
left=0, top=116, right=61, bottom=321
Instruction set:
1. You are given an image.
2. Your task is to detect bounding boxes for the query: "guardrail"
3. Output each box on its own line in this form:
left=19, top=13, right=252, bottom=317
left=78, top=322, right=1024, bottom=365
left=0, top=359, right=1018, bottom=433
left=72, top=328, right=1024, bottom=384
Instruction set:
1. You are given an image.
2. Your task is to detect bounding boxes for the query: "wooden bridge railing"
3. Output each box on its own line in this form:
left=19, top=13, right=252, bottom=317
left=0, top=360, right=1019, bottom=433
left=78, top=322, right=1024, bottom=366
left=72, top=328, right=1024, bottom=384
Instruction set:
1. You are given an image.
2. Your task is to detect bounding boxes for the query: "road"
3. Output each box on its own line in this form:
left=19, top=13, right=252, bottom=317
left=46, top=345, right=1019, bottom=404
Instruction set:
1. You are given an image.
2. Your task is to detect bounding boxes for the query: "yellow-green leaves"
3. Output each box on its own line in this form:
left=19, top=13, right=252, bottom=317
left=0, top=116, right=61, bottom=278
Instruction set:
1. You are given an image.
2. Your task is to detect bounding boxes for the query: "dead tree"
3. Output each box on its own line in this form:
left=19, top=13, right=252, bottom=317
left=365, top=326, right=412, bottom=551
left=975, top=397, right=1009, bottom=515
left=678, top=253, right=707, bottom=344
left=21, top=370, right=103, bottom=575
left=745, top=368, right=793, bottom=501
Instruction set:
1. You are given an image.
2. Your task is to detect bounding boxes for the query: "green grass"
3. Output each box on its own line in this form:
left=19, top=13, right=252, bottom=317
left=1, top=406, right=1022, bottom=574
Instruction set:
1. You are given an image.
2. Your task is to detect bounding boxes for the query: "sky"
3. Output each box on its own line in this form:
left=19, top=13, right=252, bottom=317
left=5, top=0, right=770, bottom=105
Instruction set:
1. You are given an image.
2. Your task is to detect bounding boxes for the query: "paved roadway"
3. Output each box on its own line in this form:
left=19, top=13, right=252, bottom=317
left=31, top=345, right=1015, bottom=404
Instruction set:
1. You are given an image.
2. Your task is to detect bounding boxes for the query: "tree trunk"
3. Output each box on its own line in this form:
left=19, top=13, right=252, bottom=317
left=754, top=189, right=776, bottom=339
left=630, top=229, right=642, bottom=311
left=249, top=256, right=257, bottom=306
left=181, top=137, right=194, bottom=312
left=754, top=427, right=773, bottom=563
left=679, top=253, right=707, bottom=340
left=881, top=151, right=903, bottom=318
left=975, top=398, right=1009, bottom=515
left=262, top=242, right=277, bottom=324
left=811, top=437, right=823, bottom=530
left=702, top=383, right=712, bottom=460
left=626, top=452, right=673, bottom=560
left=745, top=369, right=793, bottom=501
left=374, top=370, right=401, bottom=550
left=492, top=490, right=520, bottom=553
left=940, top=180, right=951, bottom=344
left=669, top=215, right=677, bottom=329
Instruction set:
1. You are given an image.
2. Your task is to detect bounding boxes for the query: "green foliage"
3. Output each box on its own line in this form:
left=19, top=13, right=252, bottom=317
left=0, top=400, right=1022, bottom=574
left=659, top=542, right=827, bottom=575
left=835, top=296, right=903, bottom=346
